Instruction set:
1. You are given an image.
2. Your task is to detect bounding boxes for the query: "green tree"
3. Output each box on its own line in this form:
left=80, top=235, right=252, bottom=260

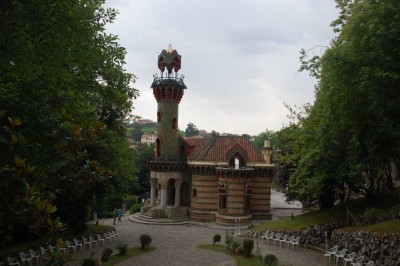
left=0, top=0, right=138, bottom=240
left=185, top=122, right=200, bottom=137
left=133, top=144, right=155, bottom=194
left=252, top=129, right=277, bottom=149
left=287, top=0, right=400, bottom=208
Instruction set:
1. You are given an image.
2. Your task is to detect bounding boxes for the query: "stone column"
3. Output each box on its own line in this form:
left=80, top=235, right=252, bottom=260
left=174, top=180, right=182, bottom=208
left=160, top=183, right=168, bottom=209
left=150, top=178, right=157, bottom=207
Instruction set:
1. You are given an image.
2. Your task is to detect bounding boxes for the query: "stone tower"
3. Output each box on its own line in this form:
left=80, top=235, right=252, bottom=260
left=151, top=44, right=186, bottom=159
left=147, top=45, right=189, bottom=213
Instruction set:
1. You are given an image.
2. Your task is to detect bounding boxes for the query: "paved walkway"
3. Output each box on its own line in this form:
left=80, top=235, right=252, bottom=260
left=89, top=217, right=330, bottom=266
left=77, top=190, right=326, bottom=265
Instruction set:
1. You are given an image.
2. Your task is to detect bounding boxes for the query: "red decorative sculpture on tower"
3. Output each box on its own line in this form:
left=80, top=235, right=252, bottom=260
left=158, top=44, right=181, bottom=74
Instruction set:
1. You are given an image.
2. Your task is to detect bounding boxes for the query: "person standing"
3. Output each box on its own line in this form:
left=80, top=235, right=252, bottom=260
left=117, top=208, right=123, bottom=222
left=113, top=208, right=117, bottom=225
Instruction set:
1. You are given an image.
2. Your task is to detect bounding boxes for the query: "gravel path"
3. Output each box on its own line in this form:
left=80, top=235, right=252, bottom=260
left=86, top=217, right=331, bottom=266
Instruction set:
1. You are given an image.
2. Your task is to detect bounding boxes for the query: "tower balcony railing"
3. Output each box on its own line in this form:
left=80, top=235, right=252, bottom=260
left=151, top=72, right=186, bottom=88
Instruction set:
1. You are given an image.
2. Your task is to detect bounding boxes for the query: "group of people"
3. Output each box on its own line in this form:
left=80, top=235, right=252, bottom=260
left=113, top=203, right=127, bottom=225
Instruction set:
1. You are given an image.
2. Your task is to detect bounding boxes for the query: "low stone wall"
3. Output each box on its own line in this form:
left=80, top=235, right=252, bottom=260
left=331, top=230, right=400, bottom=266
left=251, top=220, right=400, bottom=265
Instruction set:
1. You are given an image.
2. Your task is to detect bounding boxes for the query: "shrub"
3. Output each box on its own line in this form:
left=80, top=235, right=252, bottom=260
left=229, top=241, right=240, bottom=252
left=117, top=243, right=128, bottom=255
left=82, top=258, right=96, bottom=266
left=101, top=248, right=113, bottom=262
left=124, top=195, right=137, bottom=208
left=242, top=239, right=254, bottom=258
left=213, top=234, right=221, bottom=245
left=139, top=234, right=152, bottom=249
left=248, top=223, right=255, bottom=229
left=225, top=230, right=233, bottom=250
left=363, top=208, right=387, bottom=224
left=130, top=203, right=142, bottom=214
left=100, top=210, right=114, bottom=219
left=264, top=254, right=278, bottom=266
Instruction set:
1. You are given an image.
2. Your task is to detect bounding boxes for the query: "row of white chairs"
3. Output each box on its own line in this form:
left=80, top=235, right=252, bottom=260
left=3, top=231, right=119, bottom=266
left=324, top=245, right=374, bottom=266
left=260, top=231, right=300, bottom=249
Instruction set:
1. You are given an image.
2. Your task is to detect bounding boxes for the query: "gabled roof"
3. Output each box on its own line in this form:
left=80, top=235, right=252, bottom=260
left=187, top=136, right=264, bottom=162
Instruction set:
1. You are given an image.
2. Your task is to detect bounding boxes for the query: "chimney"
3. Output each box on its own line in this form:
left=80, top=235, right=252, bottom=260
left=262, top=140, right=272, bottom=164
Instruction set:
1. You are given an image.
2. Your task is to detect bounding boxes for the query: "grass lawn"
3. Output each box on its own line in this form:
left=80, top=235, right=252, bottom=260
left=102, top=246, right=156, bottom=266
left=198, top=244, right=262, bottom=266
left=0, top=224, right=114, bottom=259
left=340, top=219, right=400, bottom=234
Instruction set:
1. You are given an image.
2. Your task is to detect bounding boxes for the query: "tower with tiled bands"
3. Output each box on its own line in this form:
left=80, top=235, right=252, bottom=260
left=147, top=45, right=190, bottom=216
left=151, top=44, right=186, bottom=159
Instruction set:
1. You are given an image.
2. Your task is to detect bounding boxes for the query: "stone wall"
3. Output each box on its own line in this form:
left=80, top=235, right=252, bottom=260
left=252, top=220, right=400, bottom=265
left=331, top=230, right=400, bottom=266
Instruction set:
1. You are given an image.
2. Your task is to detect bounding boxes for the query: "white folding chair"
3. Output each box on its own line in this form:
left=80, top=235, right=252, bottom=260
left=82, top=237, right=91, bottom=250
left=6, top=257, right=20, bottom=266
left=112, top=230, right=119, bottom=239
left=48, top=245, right=57, bottom=254
left=97, top=234, right=105, bottom=246
left=324, top=245, right=338, bottom=261
left=266, top=231, right=274, bottom=244
left=351, top=256, right=364, bottom=266
left=103, top=232, right=113, bottom=243
left=335, top=248, right=347, bottom=265
left=89, top=236, right=98, bottom=249
left=74, top=239, right=83, bottom=252
left=279, top=234, right=288, bottom=247
left=40, top=247, right=51, bottom=264
left=260, top=231, right=269, bottom=243
left=272, top=233, right=281, bottom=246
left=19, top=252, right=32, bottom=266
left=285, top=236, right=294, bottom=248
left=343, top=252, right=355, bottom=266
left=289, top=236, right=300, bottom=249
left=28, top=249, right=40, bottom=265
left=65, top=240, right=76, bottom=254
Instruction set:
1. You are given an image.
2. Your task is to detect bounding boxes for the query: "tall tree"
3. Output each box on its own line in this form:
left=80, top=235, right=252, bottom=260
left=0, top=0, right=138, bottom=242
left=286, top=0, right=400, bottom=209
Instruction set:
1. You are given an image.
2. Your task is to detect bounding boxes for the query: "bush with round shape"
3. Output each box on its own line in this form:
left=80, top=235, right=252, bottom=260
left=139, top=234, right=152, bottom=250
left=213, top=234, right=221, bottom=245
left=101, top=248, right=113, bottom=262
left=117, top=243, right=128, bottom=255
left=264, top=254, right=278, bottom=266
left=242, top=238, right=254, bottom=258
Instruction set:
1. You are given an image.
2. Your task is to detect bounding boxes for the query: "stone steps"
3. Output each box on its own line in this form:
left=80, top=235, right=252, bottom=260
left=129, top=213, right=189, bottom=225
left=129, top=207, right=189, bottom=225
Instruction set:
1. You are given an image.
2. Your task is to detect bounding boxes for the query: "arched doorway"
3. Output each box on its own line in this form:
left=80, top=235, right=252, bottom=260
left=167, top=179, right=175, bottom=206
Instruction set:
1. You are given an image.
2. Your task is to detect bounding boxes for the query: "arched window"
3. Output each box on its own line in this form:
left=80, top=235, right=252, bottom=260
left=192, top=188, right=197, bottom=198
left=229, top=153, right=246, bottom=168
left=172, top=117, right=177, bottom=129
left=219, top=183, right=226, bottom=209
left=157, top=111, right=162, bottom=122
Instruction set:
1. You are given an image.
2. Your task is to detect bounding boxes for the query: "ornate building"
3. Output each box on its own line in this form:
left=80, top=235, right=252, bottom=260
left=144, top=45, right=274, bottom=225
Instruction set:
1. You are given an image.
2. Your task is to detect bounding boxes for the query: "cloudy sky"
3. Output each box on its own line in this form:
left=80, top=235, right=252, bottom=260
left=104, top=0, right=338, bottom=135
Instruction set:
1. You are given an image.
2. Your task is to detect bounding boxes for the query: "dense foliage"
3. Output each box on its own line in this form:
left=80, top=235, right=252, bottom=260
left=276, top=0, right=400, bottom=209
left=0, top=0, right=139, bottom=246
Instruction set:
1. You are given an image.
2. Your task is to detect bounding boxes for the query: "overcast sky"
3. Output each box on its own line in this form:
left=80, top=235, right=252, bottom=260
left=104, top=0, right=338, bottom=135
